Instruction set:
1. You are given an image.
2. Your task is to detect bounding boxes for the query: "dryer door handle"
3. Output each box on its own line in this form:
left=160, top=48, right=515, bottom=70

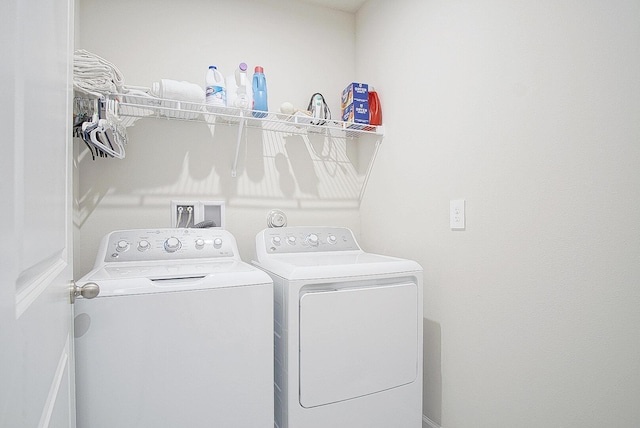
left=70, top=281, right=100, bottom=303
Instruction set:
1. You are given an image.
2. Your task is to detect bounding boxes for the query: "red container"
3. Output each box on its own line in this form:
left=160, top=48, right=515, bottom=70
left=368, top=87, right=382, bottom=126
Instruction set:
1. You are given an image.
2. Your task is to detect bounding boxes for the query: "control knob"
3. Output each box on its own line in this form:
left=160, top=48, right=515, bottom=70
left=271, top=236, right=282, bottom=246
left=164, top=237, right=181, bottom=253
left=116, top=240, right=130, bottom=252
left=327, top=235, right=337, bottom=245
left=137, top=240, right=150, bottom=251
left=305, top=233, right=319, bottom=247
left=195, top=238, right=205, bottom=249
left=213, top=238, right=223, bottom=249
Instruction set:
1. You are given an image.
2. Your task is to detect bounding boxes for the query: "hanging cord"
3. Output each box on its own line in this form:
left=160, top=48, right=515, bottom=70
left=308, top=135, right=340, bottom=177
left=304, top=92, right=339, bottom=174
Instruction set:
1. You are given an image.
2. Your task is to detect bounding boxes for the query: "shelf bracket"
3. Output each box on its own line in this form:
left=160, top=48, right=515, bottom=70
left=231, top=117, right=246, bottom=178
left=358, top=136, right=383, bottom=203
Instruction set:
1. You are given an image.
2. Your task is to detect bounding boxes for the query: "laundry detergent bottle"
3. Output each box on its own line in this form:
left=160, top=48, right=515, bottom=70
left=368, top=86, right=382, bottom=126
left=205, top=66, right=226, bottom=109
left=252, top=66, right=268, bottom=118
left=226, top=62, right=252, bottom=110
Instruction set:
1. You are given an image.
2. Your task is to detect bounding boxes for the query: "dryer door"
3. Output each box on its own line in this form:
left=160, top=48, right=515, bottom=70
left=299, top=282, right=418, bottom=408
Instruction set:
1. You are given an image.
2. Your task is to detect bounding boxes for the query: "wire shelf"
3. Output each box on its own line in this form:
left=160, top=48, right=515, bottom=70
left=109, top=93, right=384, bottom=139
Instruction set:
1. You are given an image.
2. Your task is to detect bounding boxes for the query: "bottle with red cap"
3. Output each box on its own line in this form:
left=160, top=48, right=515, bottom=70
left=252, top=66, right=268, bottom=118
left=368, top=86, right=382, bottom=126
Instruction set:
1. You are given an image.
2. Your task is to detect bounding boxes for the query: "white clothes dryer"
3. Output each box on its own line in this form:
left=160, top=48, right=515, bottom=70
left=253, top=226, right=423, bottom=428
left=74, top=228, right=273, bottom=428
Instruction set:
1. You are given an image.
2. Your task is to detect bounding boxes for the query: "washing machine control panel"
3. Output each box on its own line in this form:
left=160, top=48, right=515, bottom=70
left=260, top=227, right=360, bottom=254
left=102, top=228, right=237, bottom=262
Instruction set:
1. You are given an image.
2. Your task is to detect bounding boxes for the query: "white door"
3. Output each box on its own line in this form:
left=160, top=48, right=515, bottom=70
left=0, top=0, right=75, bottom=427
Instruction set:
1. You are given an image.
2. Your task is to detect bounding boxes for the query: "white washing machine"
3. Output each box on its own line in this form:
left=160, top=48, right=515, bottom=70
left=253, top=226, right=423, bottom=428
left=74, top=228, right=274, bottom=428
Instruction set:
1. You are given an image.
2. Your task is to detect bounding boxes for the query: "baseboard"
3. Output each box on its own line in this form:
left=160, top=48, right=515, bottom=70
left=423, top=414, right=441, bottom=428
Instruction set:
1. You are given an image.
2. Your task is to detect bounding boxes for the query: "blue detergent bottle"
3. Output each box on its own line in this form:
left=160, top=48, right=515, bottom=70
left=252, top=66, right=268, bottom=118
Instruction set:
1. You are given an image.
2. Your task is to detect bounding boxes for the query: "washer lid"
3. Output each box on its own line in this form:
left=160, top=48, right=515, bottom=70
left=253, top=252, right=422, bottom=280
left=77, top=260, right=272, bottom=297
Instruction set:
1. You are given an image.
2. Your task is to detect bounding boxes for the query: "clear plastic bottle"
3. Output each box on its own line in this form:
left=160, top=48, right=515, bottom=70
left=252, top=66, right=268, bottom=118
left=226, top=62, right=252, bottom=110
left=205, top=66, right=226, bottom=108
left=368, top=86, right=382, bottom=126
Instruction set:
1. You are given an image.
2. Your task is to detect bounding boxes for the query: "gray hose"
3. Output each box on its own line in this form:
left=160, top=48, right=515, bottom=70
left=193, top=220, right=217, bottom=228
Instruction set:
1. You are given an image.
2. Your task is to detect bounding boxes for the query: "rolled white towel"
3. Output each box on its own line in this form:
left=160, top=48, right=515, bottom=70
left=151, top=79, right=205, bottom=104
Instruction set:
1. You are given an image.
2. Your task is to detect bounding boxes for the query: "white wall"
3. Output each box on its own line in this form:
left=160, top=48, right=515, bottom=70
left=75, top=0, right=640, bottom=425
left=357, top=0, right=640, bottom=427
left=74, top=0, right=365, bottom=276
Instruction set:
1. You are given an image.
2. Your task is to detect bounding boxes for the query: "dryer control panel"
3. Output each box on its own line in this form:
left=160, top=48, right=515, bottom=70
left=98, top=228, right=238, bottom=264
left=257, top=226, right=360, bottom=254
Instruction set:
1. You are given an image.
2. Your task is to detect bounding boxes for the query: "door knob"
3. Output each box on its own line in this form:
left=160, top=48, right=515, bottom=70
left=70, top=282, right=100, bottom=303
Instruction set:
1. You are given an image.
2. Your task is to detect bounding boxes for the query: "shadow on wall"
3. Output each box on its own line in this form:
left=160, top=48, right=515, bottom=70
left=74, top=117, right=381, bottom=228
left=424, top=318, right=442, bottom=427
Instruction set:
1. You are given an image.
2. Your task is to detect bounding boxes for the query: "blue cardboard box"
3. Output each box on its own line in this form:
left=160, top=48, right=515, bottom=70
left=341, top=101, right=369, bottom=125
left=341, top=82, right=369, bottom=125
left=341, top=82, right=369, bottom=109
